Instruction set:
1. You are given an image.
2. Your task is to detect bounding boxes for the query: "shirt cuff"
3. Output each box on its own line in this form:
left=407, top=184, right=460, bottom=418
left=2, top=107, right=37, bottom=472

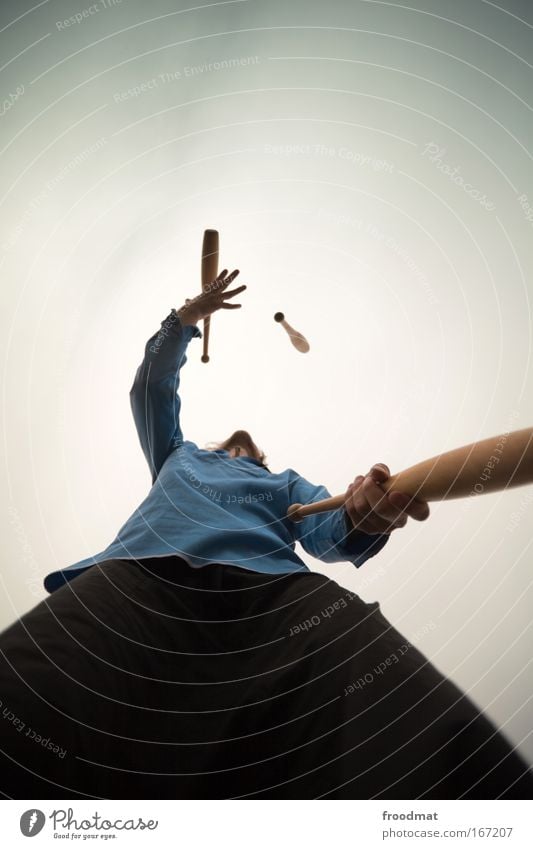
left=167, top=309, right=203, bottom=339
left=336, top=509, right=390, bottom=565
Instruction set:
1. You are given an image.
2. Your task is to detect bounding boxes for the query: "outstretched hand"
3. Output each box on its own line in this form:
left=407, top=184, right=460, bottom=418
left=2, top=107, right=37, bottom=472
left=344, top=463, right=430, bottom=536
left=177, top=269, right=247, bottom=325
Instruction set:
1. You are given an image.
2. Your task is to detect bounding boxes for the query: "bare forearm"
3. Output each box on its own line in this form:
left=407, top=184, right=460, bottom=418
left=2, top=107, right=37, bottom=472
left=176, top=303, right=201, bottom=327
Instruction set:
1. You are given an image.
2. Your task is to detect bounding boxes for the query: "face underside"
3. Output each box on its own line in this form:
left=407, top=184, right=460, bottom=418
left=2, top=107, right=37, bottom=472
left=217, top=429, right=263, bottom=461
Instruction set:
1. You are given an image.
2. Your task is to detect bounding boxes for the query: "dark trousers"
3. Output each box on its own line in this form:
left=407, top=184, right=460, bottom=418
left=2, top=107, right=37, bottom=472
left=0, top=557, right=531, bottom=799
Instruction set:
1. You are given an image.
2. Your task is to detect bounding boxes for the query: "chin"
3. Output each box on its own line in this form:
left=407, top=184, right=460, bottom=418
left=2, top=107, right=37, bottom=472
left=226, top=430, right=256, bottom=450
left=216, top=429, right=266, bottom=465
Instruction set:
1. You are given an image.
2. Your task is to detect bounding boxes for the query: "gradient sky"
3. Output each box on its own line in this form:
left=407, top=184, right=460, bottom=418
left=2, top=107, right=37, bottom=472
left=1, top=0, right=532, bottom=764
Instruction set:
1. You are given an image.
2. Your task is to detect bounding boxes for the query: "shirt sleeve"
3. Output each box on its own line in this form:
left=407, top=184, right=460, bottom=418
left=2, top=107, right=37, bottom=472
left=287, top=470, right=390, bottom=567
left=129, top=309, right=202, bottom=484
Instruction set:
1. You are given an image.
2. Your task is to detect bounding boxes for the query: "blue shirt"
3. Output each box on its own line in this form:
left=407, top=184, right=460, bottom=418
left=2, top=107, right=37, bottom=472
left=43, top=310, right=389, bottom=593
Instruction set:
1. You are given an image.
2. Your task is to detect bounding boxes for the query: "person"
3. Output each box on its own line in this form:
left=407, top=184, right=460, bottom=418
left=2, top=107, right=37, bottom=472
left=0, top=269, right=531, bottom=800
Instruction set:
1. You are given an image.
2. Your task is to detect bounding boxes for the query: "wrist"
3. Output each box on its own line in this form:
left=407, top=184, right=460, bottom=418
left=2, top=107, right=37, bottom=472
left=343, top=509, right=359, bottom=537
left=176, top=304, right=200, bottom=326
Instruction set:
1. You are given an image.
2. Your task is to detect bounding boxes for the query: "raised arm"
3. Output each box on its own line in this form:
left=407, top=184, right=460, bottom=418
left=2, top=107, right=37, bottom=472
left=129, top=310, right=201, bottom=484
left=129, top=269, right=247, bottom=484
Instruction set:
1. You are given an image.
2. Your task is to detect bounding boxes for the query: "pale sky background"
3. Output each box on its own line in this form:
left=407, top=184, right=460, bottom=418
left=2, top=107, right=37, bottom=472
left=1, top=0, right=532, bottom=765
